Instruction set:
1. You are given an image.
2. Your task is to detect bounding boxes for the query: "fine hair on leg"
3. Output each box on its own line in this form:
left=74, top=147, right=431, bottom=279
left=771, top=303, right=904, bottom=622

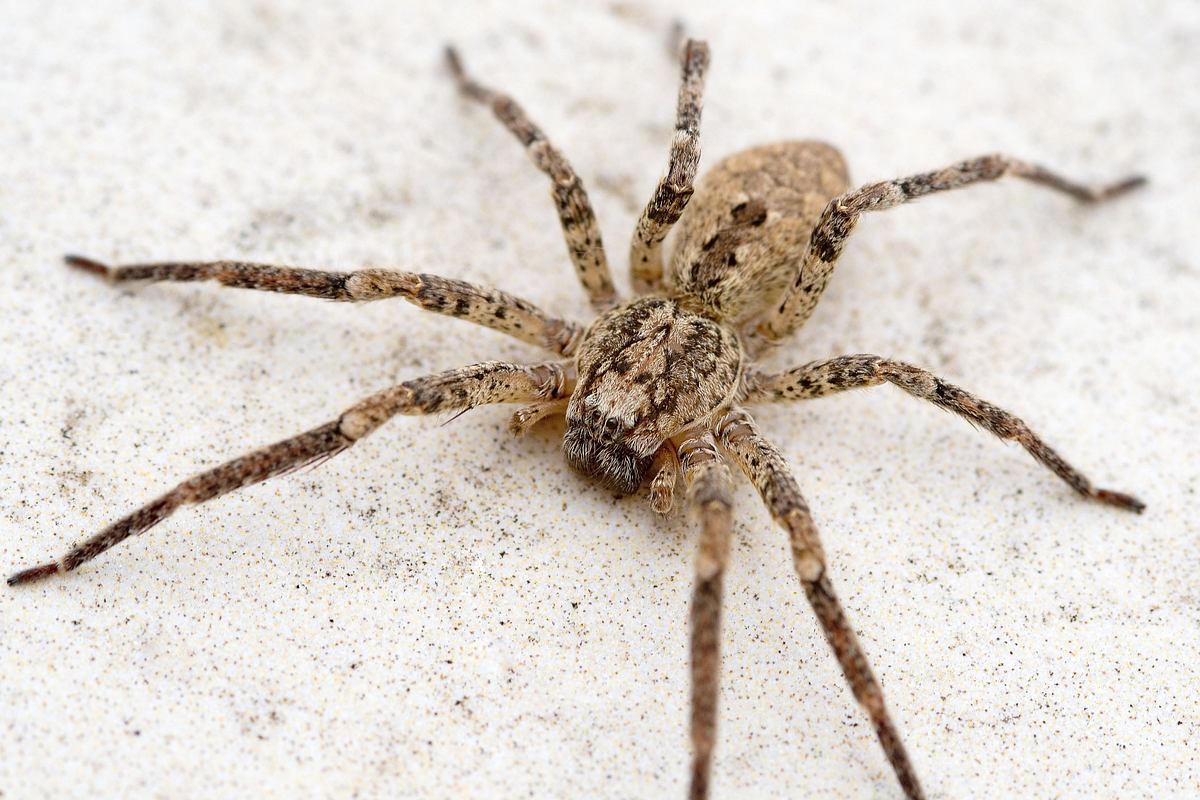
left=63, top=255, right=584, bottom=356
left=677, top=429, right=734, bottom=800
left=759, top=153, right=1146, bottom=342
left=629, top=38, right=710, bottom=292
left=714, top=406, right=926, bottom=800
left=444, top=47, right=617, bottom=309
left=744, top=354, right=1144, bottom=511
left=8, top=361, right=570, bottom=586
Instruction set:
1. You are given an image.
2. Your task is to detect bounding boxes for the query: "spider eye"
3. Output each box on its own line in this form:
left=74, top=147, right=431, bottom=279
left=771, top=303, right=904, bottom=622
left=598, top=414, right=633, bottom=445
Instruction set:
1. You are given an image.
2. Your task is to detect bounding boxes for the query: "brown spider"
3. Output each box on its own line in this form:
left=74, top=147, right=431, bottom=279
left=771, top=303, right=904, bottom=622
left=9, top=36, right=1146, bottom=800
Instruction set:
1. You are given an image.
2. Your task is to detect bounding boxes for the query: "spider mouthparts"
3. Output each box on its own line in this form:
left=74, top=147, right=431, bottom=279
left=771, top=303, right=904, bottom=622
left=7, top=562, right=61, bottom=587
left=63, top=254, right=111, bottom=277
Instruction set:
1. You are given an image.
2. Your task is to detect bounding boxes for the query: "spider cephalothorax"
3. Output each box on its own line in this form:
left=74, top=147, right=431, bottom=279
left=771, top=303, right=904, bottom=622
left=564, top=296, right=741, bottom=494
left=10, top=34, right=1146, bottom=800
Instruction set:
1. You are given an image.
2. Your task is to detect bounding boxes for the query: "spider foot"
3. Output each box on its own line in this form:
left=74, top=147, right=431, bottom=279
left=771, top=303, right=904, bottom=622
left=64, top=254, right=112, bottom=279
left=1094, top=488, right=1146, bottom=513
left=443, top=45, right=485, bottom=101
left=649, top=477, right=675, bottom=515
left=7, top=561, right=62, bottom=587
left=1089, top=174, right=1147, bottom=203
left=507, top=400, right=567, bottom=437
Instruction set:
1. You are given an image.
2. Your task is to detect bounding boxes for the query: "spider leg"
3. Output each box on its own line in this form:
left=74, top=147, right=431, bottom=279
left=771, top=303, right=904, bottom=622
left=745, top=355, right=1144, bottom=511
left=629, top=39, right=709, bottom=293
left=7, top=361, right=569, bottom=586
left=715, top=407, right=926, bottom=800
left=63, top=255, right=583, bottom=356
left=444, top=46, right=617, bottom=310
left=507, top=397, right=569, bottom=436
left=677, top=429, right=734, bottom=800
left=648, top=439, right=681, bottom=515
left=758, top=153, right=1146, bottom=342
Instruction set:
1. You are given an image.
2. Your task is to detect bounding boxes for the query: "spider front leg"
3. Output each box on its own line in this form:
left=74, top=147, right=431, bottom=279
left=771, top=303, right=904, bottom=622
left=715, top=407, right=926, bottom=800
left=8, top=361, right=570, bottom=586
left=649, top=440, right=681, bottom=515
left=758, top=153, right=1146, bottom=342
left=64, top=255, right=583, bottom=356
left=445, top=46, right=617, bottom=310
left=677, top=429, right=734, bottom=800
left=629, top=38, right=710, bottom=293
left=507, top=398, right=569, bottom=436
left=745, top=355, right=1144, bottom=511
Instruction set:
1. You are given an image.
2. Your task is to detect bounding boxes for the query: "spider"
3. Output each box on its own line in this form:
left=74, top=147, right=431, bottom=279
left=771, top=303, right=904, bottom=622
left=9, top=35, right=1146, bottom=800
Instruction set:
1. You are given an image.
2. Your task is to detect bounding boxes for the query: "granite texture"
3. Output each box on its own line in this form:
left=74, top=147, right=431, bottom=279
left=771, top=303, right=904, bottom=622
left=1, top=2, right=1197, bottom=798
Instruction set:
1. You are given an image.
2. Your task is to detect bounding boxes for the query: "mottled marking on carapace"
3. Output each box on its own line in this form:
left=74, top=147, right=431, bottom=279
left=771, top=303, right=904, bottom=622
left=563, top=297, right=741, bottom=494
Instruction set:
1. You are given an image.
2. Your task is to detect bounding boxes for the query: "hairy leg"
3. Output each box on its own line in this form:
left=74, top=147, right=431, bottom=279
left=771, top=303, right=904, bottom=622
left=65, top=255, right=583, bottom=356
left=714, top=407, right=925, bottom=800
left=507, top=397, right=569, bottom=436
left=758, top=153, right=1145, bottom=342
left=648, top=439, right=681, bottom=515
left=629, top=39, right=709, bottom=293
left=745, top=354, right=1144, bottom=511
left=677, top=429, right=734, bottom=800
left=445, top=47, right=616, bottom=309
left=8, top=361, right=569, bottom=585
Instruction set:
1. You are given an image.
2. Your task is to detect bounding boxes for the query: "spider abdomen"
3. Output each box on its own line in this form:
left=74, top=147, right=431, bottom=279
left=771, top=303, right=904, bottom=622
left=670, top=140, right=849, bottom=321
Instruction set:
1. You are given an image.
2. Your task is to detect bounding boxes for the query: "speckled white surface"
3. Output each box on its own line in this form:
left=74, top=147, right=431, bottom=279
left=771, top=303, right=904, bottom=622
left=2, top=2, right=1198, bottom=798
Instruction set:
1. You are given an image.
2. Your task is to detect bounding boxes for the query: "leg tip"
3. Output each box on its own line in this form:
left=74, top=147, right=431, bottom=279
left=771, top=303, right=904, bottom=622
left=443, top=44, right=464, bottom=78
left=64, top=254, right=111, bottom=278
left=649, top=486, right=674, bottom=516
left=506, top=412, right=529, bottom=438
left=682, top=38, right=711, bottom=69
left=8, top=562, right=62, bottom=587
left=1095, top=489, right=1146, bottom=514
left=1098, top=174, right=1148, bottom=202
left=443, top=45, right=487, bottom=100
left=668, top=19, right=685, bottom=53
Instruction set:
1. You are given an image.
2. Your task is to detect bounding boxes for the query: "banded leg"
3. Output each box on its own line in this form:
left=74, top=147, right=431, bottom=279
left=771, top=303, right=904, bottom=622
left=445, top=47, right=616, bottom=309
left=629, top=39, right=710, bottom=293
left=715, top=407, right=925, bottom=800
left=64, top=255, right=582, bottom=356
left=8, top=361, right=570, bottom=586
left=678, top=430, right=734, bottom=800
left=745, top=355, right=1144, bottom=511
left=758, top=153, right=1146, bottom=342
